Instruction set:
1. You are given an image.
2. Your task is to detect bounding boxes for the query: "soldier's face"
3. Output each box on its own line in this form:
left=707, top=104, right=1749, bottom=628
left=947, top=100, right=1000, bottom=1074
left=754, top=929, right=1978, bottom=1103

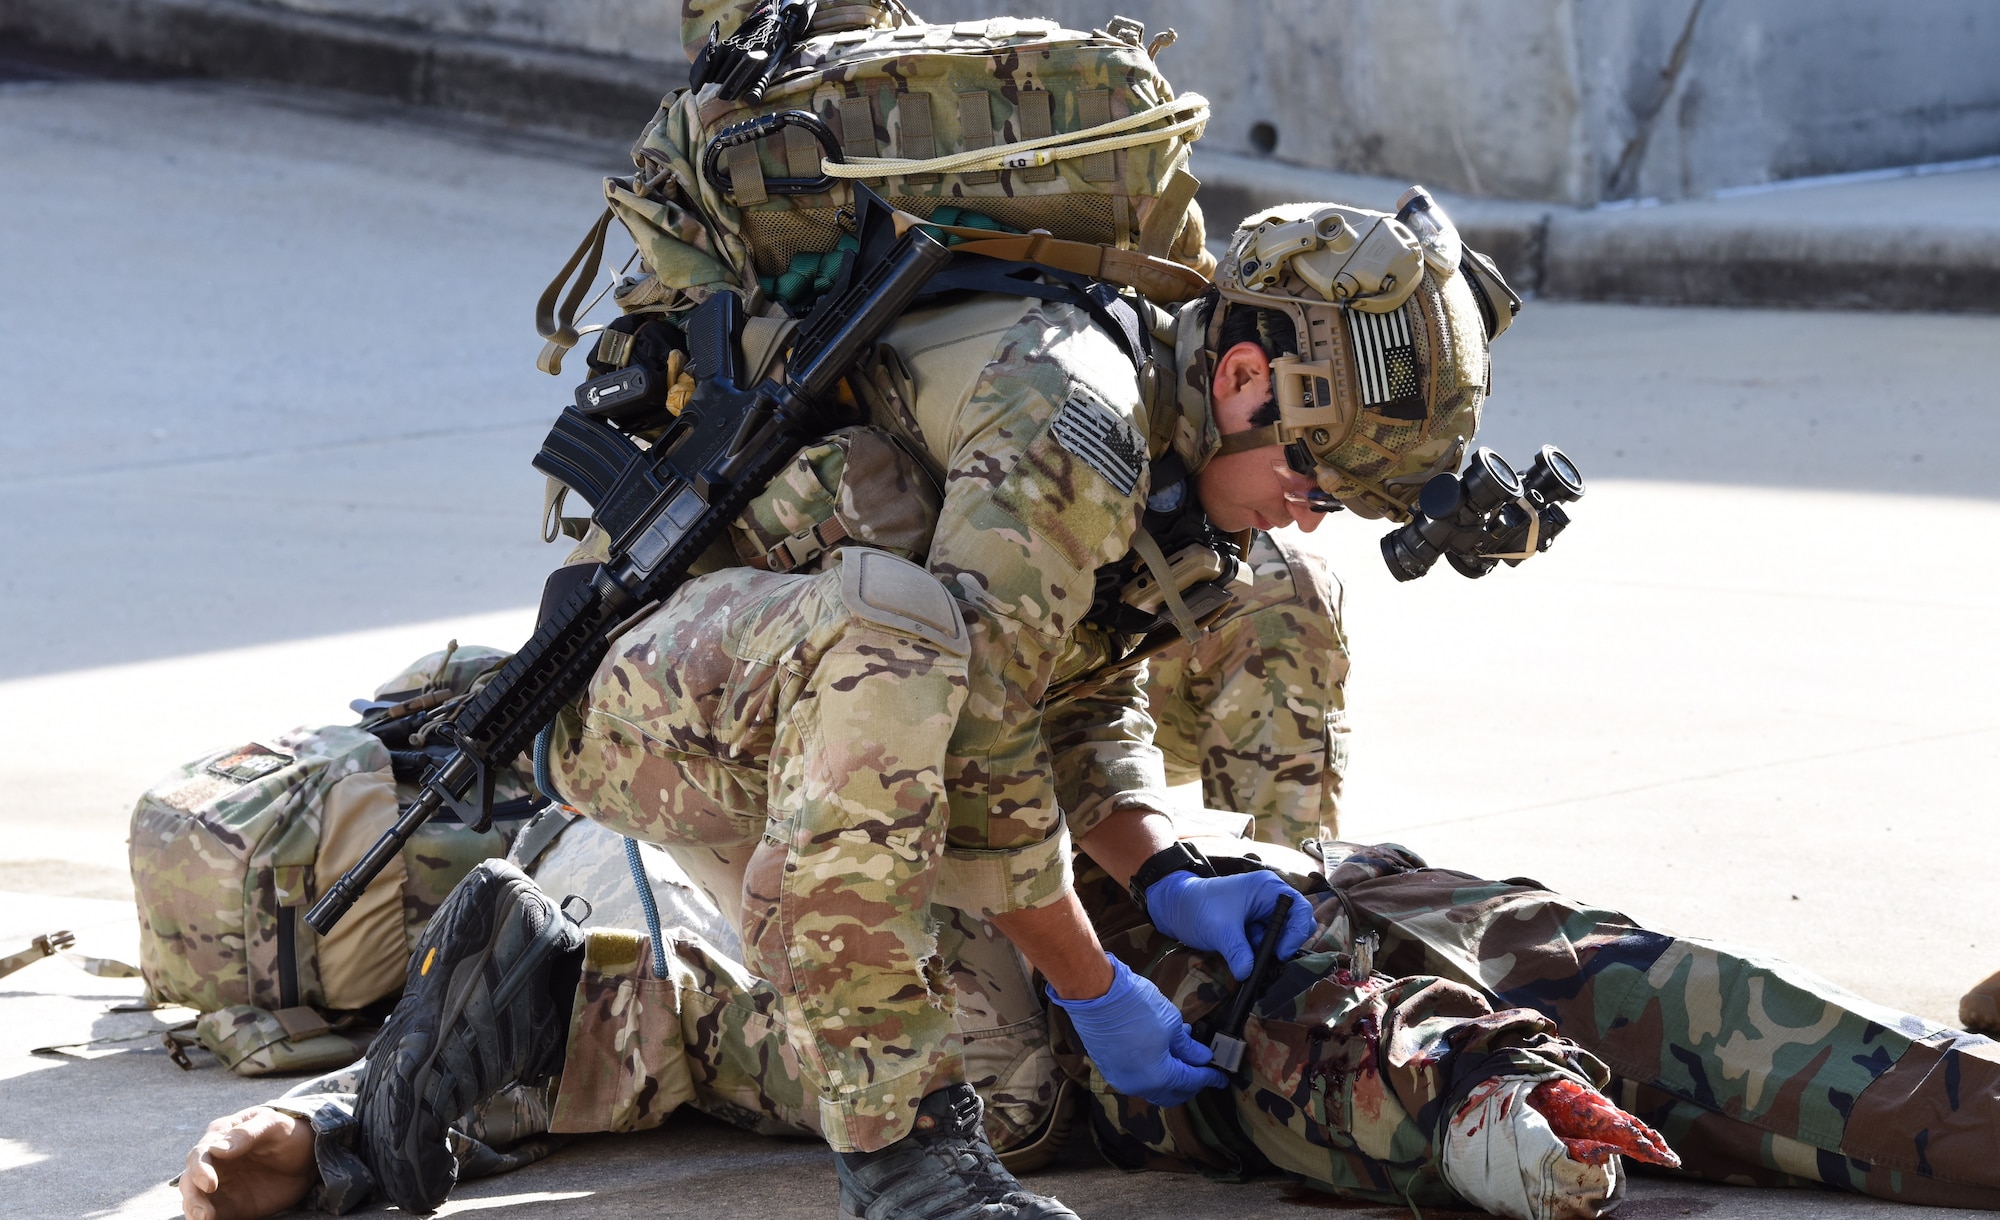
left=1194, top=342, right=1325, bottom=535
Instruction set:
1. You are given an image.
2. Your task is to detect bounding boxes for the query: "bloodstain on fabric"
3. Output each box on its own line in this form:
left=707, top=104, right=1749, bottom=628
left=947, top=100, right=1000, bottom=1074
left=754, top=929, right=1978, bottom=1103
left=1528, top=1078, right=1681, bottom=1168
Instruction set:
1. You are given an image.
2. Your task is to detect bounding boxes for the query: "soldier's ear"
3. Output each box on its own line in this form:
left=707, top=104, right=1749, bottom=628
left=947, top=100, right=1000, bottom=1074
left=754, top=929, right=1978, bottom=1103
left=1210, top=341, right=1272, bottom=431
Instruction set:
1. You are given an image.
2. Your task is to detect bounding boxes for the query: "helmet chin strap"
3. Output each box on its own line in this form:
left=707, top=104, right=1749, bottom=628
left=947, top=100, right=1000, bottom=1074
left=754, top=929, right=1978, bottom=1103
left=1214, top=423, right=1284, bottom=455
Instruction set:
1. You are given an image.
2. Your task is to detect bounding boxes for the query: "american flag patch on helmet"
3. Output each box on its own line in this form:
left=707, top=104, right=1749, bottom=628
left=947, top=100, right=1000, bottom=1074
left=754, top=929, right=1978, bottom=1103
left=1050, top=391, right=1144, bottom=497
left=1346, top=307, right=1425, bottom=421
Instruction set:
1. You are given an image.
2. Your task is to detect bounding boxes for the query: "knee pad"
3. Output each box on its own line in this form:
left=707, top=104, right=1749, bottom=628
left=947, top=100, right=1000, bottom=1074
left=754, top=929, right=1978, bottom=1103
left=838, top=549, right=970, bottom=658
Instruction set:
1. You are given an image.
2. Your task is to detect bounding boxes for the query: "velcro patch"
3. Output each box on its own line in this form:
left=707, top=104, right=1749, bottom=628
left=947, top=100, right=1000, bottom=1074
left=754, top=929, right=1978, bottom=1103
left=206, top=744, right=293, bottom=784
left=1346, top=306, right=1425, bottom=421
left=1050, top=390, right=1144, bottom=497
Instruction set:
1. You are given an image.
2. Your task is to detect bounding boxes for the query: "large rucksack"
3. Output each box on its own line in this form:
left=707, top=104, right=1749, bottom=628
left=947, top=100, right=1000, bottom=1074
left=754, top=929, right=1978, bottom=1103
left=128, top=645, right=535, bottom=1074
left=125, top=420, right=939, bottom=1074
left=539, top=2, right=1214, bottom=370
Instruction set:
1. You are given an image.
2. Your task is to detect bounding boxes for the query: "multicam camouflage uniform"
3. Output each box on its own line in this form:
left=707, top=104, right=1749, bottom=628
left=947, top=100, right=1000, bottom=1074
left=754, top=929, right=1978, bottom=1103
left=548, top=288, right=1168, bottom=1152
left=1142, top=530, right=1348, bottom=850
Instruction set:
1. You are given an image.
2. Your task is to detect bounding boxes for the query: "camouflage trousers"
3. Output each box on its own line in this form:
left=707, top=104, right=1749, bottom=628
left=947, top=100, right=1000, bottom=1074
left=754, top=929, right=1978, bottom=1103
left=1355, top=863, right=2000, bottom=1210
left=525, top=837, right=2000, bottom=1210
left=1077, top=843, right=2000, bottom=1211
left=548, top=555, right=973, bottom=1152
left=1145, top=530, right=1349, bottom=850
left=543, top=898, right=1059, bottom=1155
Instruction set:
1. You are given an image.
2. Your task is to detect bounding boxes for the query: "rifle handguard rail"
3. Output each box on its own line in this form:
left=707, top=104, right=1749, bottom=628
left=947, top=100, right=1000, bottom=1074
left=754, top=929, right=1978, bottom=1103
left=306, top=225, right=952, bottom=936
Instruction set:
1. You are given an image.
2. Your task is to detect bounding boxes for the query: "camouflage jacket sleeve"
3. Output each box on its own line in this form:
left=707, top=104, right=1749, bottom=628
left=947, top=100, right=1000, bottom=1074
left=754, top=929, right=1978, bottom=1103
left=1058, top=859, right=1611, bottom=1207
left=266, top=1063, right=562, bottom=1213
left=1043, top=642, right=1176, bottom=838
left=265, top=1064, right=376, bottom=1215
left=888, top=294, right=1156, bottom=914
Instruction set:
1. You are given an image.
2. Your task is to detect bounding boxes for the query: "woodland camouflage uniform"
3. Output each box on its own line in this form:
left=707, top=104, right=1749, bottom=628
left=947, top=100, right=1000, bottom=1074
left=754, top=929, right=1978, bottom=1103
left=266, top=828, right=2000, bottom=1214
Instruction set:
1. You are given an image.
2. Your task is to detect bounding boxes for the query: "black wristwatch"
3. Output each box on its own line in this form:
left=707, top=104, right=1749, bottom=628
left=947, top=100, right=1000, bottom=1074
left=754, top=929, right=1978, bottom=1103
left=1128, top=841, right=1217, bottom=917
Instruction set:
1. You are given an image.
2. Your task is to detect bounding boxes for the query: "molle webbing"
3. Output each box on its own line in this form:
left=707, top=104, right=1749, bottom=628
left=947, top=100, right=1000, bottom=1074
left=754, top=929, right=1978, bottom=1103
left=652, top=19, right=1208, bottom=288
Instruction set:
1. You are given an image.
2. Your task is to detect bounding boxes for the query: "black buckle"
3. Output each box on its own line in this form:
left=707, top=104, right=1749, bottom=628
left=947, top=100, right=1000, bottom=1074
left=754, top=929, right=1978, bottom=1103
left=1129, top=840, right=1217, bottom=915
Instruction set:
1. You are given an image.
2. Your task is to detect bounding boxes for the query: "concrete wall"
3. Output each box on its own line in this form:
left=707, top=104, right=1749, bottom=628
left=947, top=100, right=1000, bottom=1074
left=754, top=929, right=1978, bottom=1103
left=258, top=0, right=683, bottom=62
left=924, top=0, right=1594, bottom=203
left=233, top=0, right=2000, bottom=204
left=1574, top=0, right=2000, bottom=203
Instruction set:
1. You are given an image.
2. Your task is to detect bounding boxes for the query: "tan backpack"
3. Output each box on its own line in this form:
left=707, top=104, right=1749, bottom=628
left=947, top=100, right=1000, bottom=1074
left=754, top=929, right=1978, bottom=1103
left=127, top=645, right=533, bottom=1073
left=539, top=3, right=1214, bottom=370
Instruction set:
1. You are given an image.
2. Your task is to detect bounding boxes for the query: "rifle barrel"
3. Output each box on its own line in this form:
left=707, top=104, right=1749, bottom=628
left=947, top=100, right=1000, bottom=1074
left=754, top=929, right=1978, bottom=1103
left=304, top=764, right=455, bottom=934
left=304, top=221, right=950, bottom=938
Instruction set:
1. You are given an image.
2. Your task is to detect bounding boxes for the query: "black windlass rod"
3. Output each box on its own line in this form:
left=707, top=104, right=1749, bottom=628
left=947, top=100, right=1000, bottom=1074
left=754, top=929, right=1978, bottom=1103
left=1207, top=893, right=1294, bottom=1076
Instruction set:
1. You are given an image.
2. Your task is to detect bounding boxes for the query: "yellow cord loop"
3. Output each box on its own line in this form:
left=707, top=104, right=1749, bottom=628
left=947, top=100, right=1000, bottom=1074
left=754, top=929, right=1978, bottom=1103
left=820, top=94, right=1210, bottom=181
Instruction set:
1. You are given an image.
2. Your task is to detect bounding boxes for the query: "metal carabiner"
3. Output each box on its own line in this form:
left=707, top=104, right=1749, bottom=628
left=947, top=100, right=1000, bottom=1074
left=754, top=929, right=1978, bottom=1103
left=701, top=109, right=846, bottom=198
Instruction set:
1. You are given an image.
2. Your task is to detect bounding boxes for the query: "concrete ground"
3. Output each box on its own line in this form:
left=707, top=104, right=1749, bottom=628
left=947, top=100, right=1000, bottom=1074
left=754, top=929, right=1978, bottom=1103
left=1, top=64, right=1996, bottom=1219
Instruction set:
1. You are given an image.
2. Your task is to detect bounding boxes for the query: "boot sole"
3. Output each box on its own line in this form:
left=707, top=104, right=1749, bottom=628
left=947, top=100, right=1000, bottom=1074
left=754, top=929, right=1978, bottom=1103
left=369, top=870, right=565, bottom=1213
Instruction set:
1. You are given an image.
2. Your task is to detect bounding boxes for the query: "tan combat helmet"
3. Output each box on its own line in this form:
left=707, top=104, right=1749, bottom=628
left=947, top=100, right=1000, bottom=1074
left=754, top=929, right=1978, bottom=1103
left=1177, top=188, right=1522, bottom=520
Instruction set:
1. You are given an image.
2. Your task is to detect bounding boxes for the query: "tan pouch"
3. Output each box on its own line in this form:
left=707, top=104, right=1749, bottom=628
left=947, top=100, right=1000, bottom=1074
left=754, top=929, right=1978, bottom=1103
left=196, top=1005, right=360, bottom=1077
left=731, top=425, right=941, bottom=573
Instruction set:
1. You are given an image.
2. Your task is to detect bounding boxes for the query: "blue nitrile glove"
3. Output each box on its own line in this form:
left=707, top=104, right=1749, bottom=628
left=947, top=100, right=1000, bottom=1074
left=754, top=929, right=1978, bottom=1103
left=1047, top=954, right=1229, bottom=1106
left=1144, top=870, right=1316, bottom=981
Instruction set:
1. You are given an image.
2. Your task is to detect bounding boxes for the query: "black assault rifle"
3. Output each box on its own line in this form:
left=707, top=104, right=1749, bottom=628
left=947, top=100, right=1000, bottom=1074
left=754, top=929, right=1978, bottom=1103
left=305, top=217, right=952, bottom=935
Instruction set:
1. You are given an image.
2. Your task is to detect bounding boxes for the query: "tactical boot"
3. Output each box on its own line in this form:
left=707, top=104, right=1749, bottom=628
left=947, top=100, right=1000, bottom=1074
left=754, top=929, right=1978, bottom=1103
left=835, top=1083, right=1080, bottom=1220
left=1964, top=969, right=2000, bottom=1037
left=358, top=860, right=583, bottom=1216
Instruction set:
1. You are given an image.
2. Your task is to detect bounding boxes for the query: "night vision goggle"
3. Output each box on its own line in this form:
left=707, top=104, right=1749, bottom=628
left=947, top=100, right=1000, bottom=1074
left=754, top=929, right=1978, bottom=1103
left=1377, top=445, right=1586, bottom=581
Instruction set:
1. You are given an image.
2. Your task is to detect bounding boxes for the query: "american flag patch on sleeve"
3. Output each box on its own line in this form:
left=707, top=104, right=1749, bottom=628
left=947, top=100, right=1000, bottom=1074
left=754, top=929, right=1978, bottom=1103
left=1050, top=391, right=1145, bottom=497
left=1345, top=306, right=1425, bottom=421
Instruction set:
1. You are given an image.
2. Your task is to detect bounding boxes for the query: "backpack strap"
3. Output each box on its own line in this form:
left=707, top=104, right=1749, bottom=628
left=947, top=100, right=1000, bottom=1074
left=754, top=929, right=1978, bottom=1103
left=918, top=257, right=1153, bottom=375
left=0, top=930, right=142, bottom=983
left=535, top=207, right=616, bottom=376
left=946, top=232, right=1209, bottom=304
left=1136, top=164, right=1201, bottom=259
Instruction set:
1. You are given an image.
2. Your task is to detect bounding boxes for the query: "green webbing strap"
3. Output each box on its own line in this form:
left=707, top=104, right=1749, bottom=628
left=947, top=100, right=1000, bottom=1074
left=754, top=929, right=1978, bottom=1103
left=1128, top=527, right=1203, bottom=646
left=536, top=207, right=615, bottom=377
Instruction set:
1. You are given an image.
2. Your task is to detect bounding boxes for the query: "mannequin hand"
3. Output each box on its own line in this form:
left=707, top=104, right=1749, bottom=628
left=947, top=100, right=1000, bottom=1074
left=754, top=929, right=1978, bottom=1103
left=1527, top=1078, right=1680, bottom=1168
left=1145, top=870, right=1316, bottom=980
left=1048, top=954, right=1229, bottom=1106
left=181, top=1106, right=318, bottom=1220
